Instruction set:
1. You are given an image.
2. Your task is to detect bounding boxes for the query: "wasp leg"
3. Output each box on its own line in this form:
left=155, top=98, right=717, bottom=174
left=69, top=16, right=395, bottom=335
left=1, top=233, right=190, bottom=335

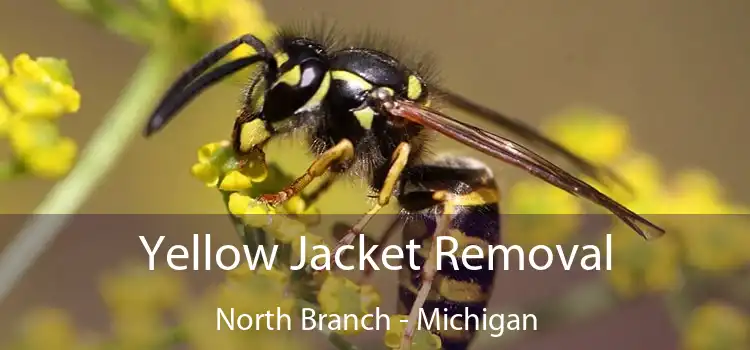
left=260, top=139, right=355, bottom=205
left=401, top=192, right=456, bottom=350
left=331, top=142, right=411, bottom=252
left=301, top=172, right=341, bottom=208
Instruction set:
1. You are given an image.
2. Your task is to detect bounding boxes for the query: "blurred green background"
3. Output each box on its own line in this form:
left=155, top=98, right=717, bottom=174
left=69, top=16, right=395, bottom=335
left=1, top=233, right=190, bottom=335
left=0, top=1, right=748, bottom=350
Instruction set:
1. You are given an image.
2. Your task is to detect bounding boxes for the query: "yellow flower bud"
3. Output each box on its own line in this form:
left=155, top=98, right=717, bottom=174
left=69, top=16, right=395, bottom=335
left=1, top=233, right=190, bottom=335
left=24, top=137, right=77, bottom=178
left=4, top=54, right=80, bottom=118
left=8, top=118, right=60, bottom=155
left=3, top=75, right=80, bottom=118
left=219, top=170, right=252, bottom=191
left=197, top=141, right=225, bottom=163
left=190, top=162, right=219, bottom=187
left=227, top=192, right=252, bottom=216
left=283, top=196, right=307, bottom=214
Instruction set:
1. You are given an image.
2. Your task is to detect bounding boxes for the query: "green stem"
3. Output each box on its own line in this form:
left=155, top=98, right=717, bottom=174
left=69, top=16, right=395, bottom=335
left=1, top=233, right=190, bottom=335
left=0, top=50, right=174, bottom=304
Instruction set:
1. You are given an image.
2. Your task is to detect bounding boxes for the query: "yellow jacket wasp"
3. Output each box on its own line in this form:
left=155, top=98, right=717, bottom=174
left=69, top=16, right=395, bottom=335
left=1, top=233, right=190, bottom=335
left=144, top=25, right=665, bottom=350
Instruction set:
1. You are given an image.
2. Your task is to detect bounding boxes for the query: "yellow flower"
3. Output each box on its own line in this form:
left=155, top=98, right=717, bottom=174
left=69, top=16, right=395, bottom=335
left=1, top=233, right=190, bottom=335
left=384, top=315, right=442, bottom=350
left=215, top=271, right=294, bottom=324
left=183, top=270, right=299, bottom=350
left=219, top=0, right=277, bottom=60
left=677, top=214, right=750, bottom=272
left=23, top=136, right=77, bottom=178
left=111, top=312, right=163, bottom=350
left=191, top=162, right=219, bottom=187
left=219, top=170, right=253, bottom=191
left=197, top=141, right=227, bottom=163
left=4, top=54, right=80, bottom=118
left=589, top=152, right=665, bottom=208
left=100, top=263, right=185, bottom=316
left=683, top=301, right=748, bottom=350
left=190, top=141, right=267, bottom=188
left=267, top=215, right=308, bottom=243
left=605, top=225, right=682, bottom=297
left=283, top=195, right=306, bottom=215
left=317, top=274, right=381, bottom=335
left=168, top=0, right=226, bottom=23
left=19, top=308, right=78, bottom=350
left=664, top=169, right=727, bottom=214
left=542, top=108, right=631, bottom=164
left=227, top=192, right=252, bottom=216
left=7, top=118, right=78, bottom=178
left=0, top=98, right=12, bottom=135
left=505, top=179, right=583, bottom=247
left=0, top=53, right=8, bottom=85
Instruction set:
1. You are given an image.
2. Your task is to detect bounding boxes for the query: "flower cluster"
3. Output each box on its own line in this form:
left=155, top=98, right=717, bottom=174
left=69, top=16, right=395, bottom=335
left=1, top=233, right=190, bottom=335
left=505, top=108, right=750, bottom=295
left=188, top=140, right=441, bottom=349
left=527, top=108, right=749, bottom=349
left=683, top=301, right=749, bottom=350
left=0, top=53, right=80, bottom=179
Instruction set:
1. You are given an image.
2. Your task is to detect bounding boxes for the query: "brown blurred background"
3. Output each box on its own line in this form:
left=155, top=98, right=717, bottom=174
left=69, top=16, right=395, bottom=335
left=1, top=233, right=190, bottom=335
left=0, top=0, right=748, bottom=349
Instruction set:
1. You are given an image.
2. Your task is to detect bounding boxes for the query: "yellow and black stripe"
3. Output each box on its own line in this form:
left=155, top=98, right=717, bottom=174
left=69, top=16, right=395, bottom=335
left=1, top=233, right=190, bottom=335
left=397, top=156, right=501, bottom=350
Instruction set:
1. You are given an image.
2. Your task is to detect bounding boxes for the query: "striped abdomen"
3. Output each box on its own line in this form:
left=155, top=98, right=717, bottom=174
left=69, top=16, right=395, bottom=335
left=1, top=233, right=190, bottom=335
left=397, top=157, right=501, bottom=350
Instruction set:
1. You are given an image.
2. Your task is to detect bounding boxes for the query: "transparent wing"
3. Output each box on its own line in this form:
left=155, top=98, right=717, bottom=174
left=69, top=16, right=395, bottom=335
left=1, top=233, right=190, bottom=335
left=434, top=87, right=633, bottom=193
left=383, top=98, right=665, bottom=240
